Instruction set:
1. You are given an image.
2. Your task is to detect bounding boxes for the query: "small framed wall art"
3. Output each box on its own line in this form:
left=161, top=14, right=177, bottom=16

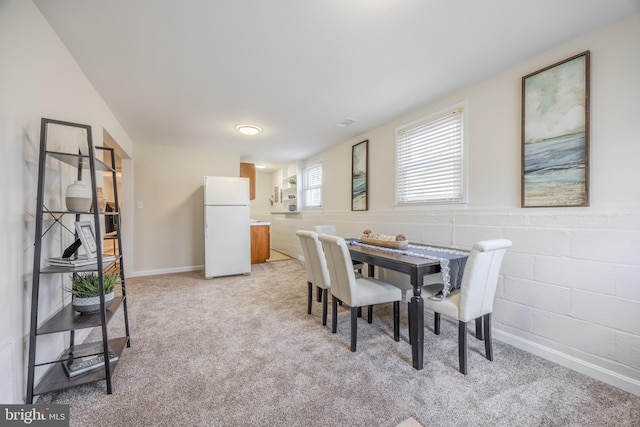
left=351, top=140, right=368, bottom=211
left=521, top=51, right=590, bottom=208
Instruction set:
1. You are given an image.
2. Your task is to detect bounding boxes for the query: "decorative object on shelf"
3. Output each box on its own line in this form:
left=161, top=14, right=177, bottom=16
left=63, top=344, right=118, bottom=378
left=77, top=129, right=89, bottom=155
left=289, top=204, right=296, bottom=212
left=75, top=221, right=98, bottom=259
left=361, top=229, right=408, bottom=249
left=288, top=177, right=296, bottom=185
left=352, top=140, right=368, bottom=211
left=66, top=180, right=92, bottom=212
left=90, top=187, right=107, bottom=213
left=66, top=272, right=118, bottom=314
left=522, top=51, right=590, bottom=208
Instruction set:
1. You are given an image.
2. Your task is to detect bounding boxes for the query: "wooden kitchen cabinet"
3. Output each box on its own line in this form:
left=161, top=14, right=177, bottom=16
left=251, top=225, right=270, bottom=264
left=240, top=162, right=256, bottom=200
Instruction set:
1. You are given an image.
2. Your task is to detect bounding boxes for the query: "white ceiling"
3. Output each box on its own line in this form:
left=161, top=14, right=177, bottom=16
left=34, top=0, right=640, bottom=170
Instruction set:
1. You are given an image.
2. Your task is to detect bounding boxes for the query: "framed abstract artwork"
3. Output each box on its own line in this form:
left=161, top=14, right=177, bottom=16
left=351, top=140, right=368, bottom=211
left=521, top=51, right=590, bottom=207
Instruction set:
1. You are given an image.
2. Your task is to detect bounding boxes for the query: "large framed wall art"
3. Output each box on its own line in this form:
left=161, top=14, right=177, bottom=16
left=521, top=51, right=590, bottom=208
left=351, top=140, right=368, bottom=211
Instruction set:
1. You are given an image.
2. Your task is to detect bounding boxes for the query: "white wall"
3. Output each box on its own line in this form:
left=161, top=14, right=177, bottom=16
left=249, top=170, right=273, bottom=217
left=266, top=14, right=640, bottom=395
left=0, top=0, right=134, bottom=403
left=131, top=143, right=240, bottom=275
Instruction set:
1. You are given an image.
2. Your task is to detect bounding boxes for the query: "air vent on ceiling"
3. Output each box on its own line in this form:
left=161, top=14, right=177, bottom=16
left=337, top=118, right=357, bottom=127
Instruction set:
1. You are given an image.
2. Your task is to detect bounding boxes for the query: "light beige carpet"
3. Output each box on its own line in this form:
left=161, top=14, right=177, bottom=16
left=37, top=260, right=640, bottom=426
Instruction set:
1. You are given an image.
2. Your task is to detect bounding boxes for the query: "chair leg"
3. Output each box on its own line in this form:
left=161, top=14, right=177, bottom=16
left=393, top=301, right=399, bottom=342
left=317, top=286, right=322, bottom=303
left=475, top=317, right=484, bottom=340
left=357, top=306, right=362, bottom=318
left=434, top=313, right=441, bottom=335
left=322, top=289, right=328, bottom=326
left=351, top=307, right=358, bottom=352
left=484, top=313, right=493, bottom=361
left=307, top=281, right=312, bottom=314
left=459, top=321, right=467, bottom=375
left=331, top=296, right=338, bottom=333
left=367, top=305, right=373, bottom=324
left=407, top=302, right=412, bottom=343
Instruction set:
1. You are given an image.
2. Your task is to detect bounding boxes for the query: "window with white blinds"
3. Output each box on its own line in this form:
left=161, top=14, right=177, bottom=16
left=396, top=104, right=467, bottom=204
left=303, top=161, right=323, bottom=208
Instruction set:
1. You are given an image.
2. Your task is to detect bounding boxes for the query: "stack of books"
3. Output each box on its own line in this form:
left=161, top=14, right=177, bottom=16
left=48, top=254, right=116, bottom=267
left=63, top=344, right=119, bottom=378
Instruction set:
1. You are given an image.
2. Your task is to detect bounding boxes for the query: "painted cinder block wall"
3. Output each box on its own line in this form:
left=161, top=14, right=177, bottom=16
left=259, top=14, right=640, bottom=394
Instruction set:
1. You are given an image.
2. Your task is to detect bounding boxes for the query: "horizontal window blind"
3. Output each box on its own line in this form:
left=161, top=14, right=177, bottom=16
left=303, top=162, right=322, bottom=208
left=396, top=107, right=465, bottom=204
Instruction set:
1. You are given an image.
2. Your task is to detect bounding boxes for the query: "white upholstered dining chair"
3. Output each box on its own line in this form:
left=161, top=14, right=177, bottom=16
left=296, top=230, right=331, bottom=326
left=419, top=239, right=512, bottom=374
left=313, top=225, right=364, bottom=274
left=313, top=225, right=339, bottom=236
left=319, top=234, right=402, bottom=352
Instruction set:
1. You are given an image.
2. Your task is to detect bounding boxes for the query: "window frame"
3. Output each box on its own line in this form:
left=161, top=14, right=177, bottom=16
left=395, top=101, right=469, bottom=206
left=302, top=161, right=323, bottom=209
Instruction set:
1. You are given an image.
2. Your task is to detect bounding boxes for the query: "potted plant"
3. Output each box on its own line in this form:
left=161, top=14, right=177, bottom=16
left=66, top=272, right=119, bottom=314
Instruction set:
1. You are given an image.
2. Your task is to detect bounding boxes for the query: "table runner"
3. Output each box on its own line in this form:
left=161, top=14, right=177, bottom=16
left=346, top=239, right=468, bottom=300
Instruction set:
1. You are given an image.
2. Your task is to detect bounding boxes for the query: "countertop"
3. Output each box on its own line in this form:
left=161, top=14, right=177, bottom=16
left=250, top=220, right=271, bottom=226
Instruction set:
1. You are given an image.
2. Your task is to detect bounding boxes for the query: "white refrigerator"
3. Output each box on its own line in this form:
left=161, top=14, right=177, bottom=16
left=204, top=176, right=251, bottom=278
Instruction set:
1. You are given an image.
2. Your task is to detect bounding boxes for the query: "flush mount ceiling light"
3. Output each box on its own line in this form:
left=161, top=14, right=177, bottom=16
left=235, top=124, right=263, bottom=135
left=255, top=164, right=267, bottom=169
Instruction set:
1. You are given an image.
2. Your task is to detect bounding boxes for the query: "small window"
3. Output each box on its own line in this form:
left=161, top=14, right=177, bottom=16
left=396, top=103, right=467, bottom=204
left=303, top=161, right=322, bottom=208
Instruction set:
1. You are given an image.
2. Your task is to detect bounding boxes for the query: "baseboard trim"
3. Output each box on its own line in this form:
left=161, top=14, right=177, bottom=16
left=494, top=329, right=640, bottom=397
left=130, top=265, right=203, bottom=278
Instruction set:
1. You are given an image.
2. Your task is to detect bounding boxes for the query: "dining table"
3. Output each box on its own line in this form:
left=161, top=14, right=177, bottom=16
left=346, top=238, right=469, bottom=370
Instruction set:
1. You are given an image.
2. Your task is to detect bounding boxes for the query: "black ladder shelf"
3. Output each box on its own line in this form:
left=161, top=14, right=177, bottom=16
left=26, top=118, right=131, bottom=403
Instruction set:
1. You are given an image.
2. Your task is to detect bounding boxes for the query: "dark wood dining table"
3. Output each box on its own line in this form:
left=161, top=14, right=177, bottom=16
left=347, top=240, right=468, bottom=370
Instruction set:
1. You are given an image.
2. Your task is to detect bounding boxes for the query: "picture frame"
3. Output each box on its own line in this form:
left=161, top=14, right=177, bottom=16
left=521, top=51, right=590, bottom=208
left=75, top=221, right=98, bottom=259
left=351, top=140, right=368, bottom=211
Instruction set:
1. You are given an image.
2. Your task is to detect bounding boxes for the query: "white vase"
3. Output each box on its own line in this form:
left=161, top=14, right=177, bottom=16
left=91, top=187, right=107, bottom=213
left=66, top=180, right=92, bottom=212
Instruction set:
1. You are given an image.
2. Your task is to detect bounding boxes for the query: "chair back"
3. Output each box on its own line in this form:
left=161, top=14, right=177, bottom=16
left=296, top=230, right=330, bottom=290
left=318, top=234, right=358, bottom=306
left=314, top=225, right=338, bottom=236
left=458, top=239, right=512, bottom=322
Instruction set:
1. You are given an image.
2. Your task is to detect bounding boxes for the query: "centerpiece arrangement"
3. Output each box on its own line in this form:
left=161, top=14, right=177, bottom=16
left=361, top=229, right=409, bottom=249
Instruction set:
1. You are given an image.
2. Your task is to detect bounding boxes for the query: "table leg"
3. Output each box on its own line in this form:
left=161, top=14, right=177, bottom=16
left=408, top=295, right=424, bottom=370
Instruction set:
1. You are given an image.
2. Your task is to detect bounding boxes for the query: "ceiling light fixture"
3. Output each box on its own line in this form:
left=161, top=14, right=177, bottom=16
left=235, top=124, right=263, bottom=135
left=255, top=164, right=267, bottom=169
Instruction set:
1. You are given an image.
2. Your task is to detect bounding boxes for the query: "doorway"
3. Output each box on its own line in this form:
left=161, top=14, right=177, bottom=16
left=101, top=129, right=125, bottom=256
